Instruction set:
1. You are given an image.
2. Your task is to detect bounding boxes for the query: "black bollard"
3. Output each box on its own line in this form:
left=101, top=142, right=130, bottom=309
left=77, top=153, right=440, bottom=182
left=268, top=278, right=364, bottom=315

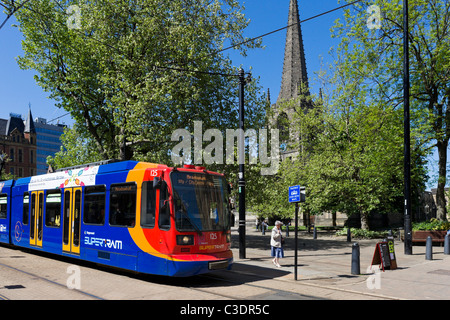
left=347, top=227, right=351, bottom=242
left=313, top=225, right=317, bottom=240
left=445, top=234, right=450, bottom=255
left=286, top=223, right=289, bottom=238
left=351, top=242, right=360, bottom=275
left=426, top=236, right=433, bottom=260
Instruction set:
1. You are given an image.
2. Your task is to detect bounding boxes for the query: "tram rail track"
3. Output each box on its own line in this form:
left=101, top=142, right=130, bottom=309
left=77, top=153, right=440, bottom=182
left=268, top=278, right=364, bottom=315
left=0, top=245, right=400, bottom=300
left=0, top=260, right=104, bottom=300
left=195, top=265, right=402, bottom=300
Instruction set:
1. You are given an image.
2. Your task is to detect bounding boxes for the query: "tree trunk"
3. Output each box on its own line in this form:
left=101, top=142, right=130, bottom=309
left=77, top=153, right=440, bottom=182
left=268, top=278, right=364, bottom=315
left=436, top=140, right=448, bottom=221
left=118, top=126, right=127, bottom=161
left=360, top=211, right=369, bottom=230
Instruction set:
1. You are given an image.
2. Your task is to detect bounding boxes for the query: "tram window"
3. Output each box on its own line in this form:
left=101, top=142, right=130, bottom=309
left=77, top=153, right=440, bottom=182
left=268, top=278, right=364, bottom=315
left=0, top=194, right=7, bottom=219
left=84, top=185, right=106, bottom=225
left=141, top=182, right=156, bottom=228
left=158, top=182, right=170, bottom=230
left=23, top=192, right=29, bottom=225
left=45, top=190, right=61, bottom=227
left=110, top=183, right=136, bottom=227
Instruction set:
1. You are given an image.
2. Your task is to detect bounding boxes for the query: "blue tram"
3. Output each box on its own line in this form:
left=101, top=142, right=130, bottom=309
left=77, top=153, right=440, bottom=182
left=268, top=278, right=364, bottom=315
left=0, top=160, right=233, bottom=277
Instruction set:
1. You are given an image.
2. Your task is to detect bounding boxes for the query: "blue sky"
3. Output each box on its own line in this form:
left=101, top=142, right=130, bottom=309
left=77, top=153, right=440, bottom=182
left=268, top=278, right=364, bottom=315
left=0, top=0, right=342, bottom=123
left=0, top=0, right=444, bottom=189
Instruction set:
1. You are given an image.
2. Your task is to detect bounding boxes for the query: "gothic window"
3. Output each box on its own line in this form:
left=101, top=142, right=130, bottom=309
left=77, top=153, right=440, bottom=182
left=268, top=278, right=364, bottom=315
left=277, top=113, right=290, bottom=143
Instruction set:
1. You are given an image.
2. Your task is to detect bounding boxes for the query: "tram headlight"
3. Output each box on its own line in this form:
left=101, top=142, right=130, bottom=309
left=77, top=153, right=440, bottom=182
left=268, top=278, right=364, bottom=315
left=176, top=235, right=194, bottom=246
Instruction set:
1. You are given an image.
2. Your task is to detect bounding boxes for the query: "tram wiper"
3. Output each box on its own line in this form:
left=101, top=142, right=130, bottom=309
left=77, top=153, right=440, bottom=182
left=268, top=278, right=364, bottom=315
left=178, top=209, right=202, bottom=236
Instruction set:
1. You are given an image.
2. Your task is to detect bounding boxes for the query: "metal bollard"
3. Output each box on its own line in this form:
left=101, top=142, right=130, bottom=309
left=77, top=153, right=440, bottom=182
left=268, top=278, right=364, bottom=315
left=351, top=242, right=360, bottom=275
left=313, top=225, right=317, bottom=240
left=426, top=236, right=433, bottom=260
left=286, top=224, right=289, bottom=238
left=445, top=234, right=450, bottom=255
left=347, top=227, right=351, bottom=242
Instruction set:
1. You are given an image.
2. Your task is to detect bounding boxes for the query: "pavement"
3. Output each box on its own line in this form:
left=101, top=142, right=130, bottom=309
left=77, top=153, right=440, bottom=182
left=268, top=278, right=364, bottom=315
left=230, top=226, right=450, bottom=300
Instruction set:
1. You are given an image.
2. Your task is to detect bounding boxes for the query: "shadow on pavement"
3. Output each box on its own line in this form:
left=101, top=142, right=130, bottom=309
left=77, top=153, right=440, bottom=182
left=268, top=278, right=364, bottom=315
left=134, top=262, right=290, bottom=289
left=232, top=231, right=360, bottom=253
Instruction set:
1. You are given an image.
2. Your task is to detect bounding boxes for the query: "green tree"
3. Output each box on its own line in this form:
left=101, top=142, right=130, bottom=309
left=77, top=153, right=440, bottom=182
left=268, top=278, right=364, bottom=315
left=47, top=124, right=104, bottom=170
left=271, top=75, right=428, bottom=230
left=332, top=0, right=450, bottom=220
left=15, top=0, right=264, bottom=166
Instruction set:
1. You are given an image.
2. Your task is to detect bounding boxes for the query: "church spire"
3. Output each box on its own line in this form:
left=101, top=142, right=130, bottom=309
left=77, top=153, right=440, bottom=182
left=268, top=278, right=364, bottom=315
left=24, top=104, right=36, bottom=134
left=277, top=0, right=309, bottom=104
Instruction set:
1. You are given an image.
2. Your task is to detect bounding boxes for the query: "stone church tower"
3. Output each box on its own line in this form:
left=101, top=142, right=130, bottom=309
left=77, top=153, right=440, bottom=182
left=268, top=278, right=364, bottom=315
left=270, top=0, right=312, bottom=160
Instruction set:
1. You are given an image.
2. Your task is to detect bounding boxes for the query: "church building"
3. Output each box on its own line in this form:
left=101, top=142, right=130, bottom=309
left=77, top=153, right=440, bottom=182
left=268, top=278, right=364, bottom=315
left=270, top=0, right=314, bottom=161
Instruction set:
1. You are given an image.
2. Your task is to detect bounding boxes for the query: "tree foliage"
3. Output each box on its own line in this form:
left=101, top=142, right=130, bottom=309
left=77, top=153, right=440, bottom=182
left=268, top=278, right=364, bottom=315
left=15, top=0, right=265, bottom=167
left=331, top=0, right=450, bottom=220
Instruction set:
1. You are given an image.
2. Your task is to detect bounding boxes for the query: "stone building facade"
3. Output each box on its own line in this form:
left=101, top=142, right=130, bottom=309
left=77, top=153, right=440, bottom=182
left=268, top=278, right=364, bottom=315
left=0, top=109, right=37, bottom=178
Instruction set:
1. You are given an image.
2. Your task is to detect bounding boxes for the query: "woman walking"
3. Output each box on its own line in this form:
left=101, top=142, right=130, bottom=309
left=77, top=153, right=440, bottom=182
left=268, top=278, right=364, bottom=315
left=271, top=221, right=284, bottom=267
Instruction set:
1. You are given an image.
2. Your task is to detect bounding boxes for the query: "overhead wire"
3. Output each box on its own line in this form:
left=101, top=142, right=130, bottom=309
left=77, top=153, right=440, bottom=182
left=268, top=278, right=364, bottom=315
left=2, top=0, right=365, bottom=78
left=2, top=0, right=366, bottom=124
left=0, top=0, right=32, bottom=30
left=213, top=0, right=364, bottom=55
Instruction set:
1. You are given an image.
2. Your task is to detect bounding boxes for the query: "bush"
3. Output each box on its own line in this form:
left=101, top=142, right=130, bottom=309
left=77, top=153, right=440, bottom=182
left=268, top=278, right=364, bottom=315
left=412, top=218, right=450, bottom=231
left=336, top=227, right=389, bottom=239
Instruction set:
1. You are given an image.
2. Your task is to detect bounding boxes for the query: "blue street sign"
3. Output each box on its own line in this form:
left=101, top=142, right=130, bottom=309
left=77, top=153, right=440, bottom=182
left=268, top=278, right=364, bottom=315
left=289, top=185, right=301, bottom=203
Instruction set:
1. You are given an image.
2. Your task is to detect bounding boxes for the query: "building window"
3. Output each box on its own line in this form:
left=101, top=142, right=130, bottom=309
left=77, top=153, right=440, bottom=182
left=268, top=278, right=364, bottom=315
left=9, top=148, right=14, bottom=162
left=30, top=150, right=34, bottom=164
left=18, top=149, right=23, bottom=163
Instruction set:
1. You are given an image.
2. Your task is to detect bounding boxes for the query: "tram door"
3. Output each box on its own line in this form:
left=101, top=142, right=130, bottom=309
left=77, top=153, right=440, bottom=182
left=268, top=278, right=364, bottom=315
left=29, top=191, right=44, bottom=247
left=63, top=188, right=82, bottom=254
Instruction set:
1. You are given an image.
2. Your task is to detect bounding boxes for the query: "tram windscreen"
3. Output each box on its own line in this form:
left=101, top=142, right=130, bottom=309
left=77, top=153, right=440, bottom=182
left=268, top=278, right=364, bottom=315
left=171, top=172, right=231, bottom=232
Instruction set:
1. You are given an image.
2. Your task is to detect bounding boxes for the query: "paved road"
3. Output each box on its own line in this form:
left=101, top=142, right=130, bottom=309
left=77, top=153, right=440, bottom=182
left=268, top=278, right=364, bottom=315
left=0, top=227, right=449, bottom=302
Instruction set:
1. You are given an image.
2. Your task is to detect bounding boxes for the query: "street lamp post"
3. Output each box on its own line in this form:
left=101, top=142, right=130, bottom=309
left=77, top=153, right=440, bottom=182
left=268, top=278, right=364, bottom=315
left=403, top=0, right=413, bottom=255
left=238, top=68, right=247, bottom=259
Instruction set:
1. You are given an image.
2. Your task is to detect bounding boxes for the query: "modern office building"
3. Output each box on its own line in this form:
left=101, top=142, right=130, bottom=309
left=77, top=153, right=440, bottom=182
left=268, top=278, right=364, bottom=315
left=34, top=116, right=66, bottom=175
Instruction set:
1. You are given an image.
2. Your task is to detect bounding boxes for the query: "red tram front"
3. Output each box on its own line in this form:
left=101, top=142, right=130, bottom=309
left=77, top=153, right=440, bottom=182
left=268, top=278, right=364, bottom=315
left=127, top=163, right=233, bottom=276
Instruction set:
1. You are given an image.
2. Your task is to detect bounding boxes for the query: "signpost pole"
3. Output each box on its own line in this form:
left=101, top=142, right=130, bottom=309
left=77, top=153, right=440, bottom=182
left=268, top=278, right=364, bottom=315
left=294, top=202, right=299, bottom=281
left=289, top=185, right=304, bottom=281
